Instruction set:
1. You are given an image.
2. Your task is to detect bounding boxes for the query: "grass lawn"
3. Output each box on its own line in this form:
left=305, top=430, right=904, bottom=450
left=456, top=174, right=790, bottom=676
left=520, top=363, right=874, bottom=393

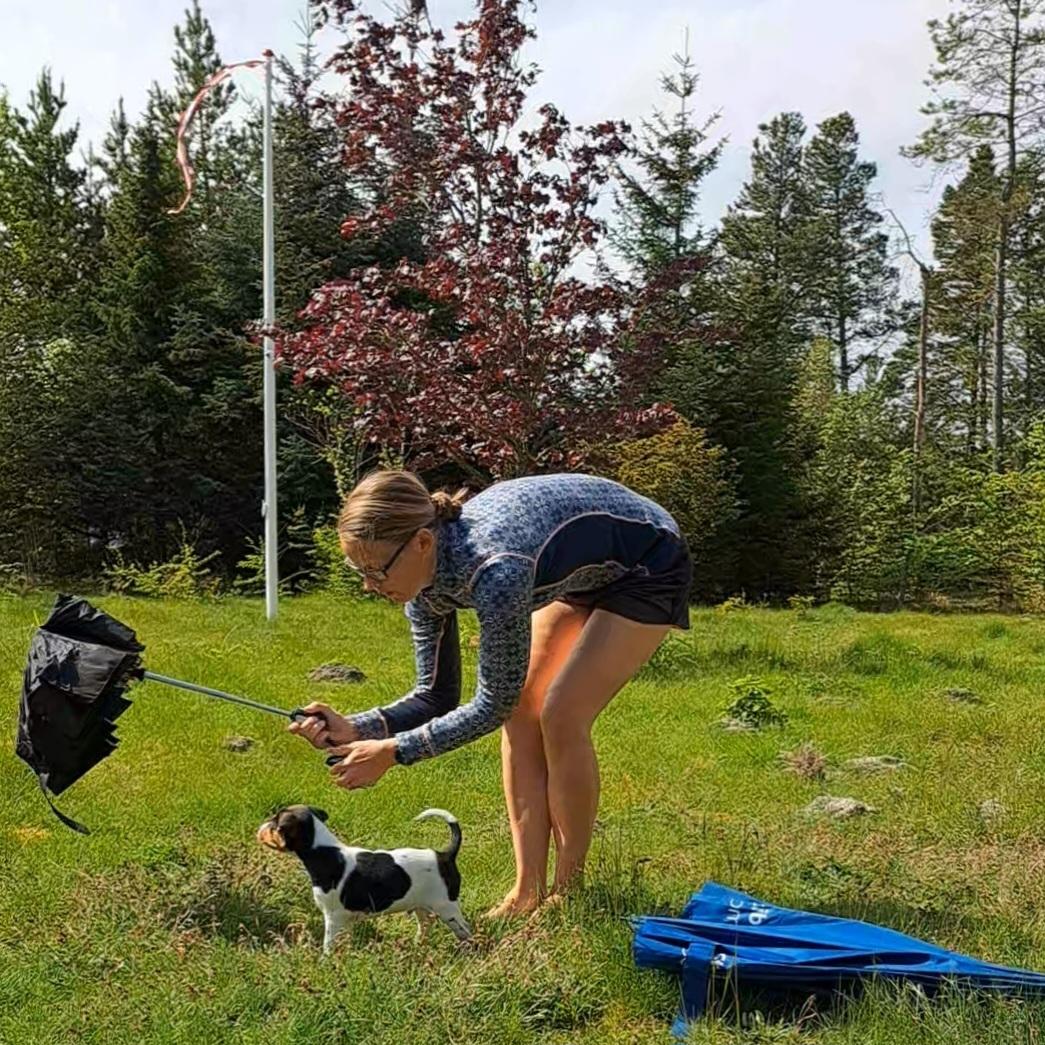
left=3, top=591, right=1045, bottom=1044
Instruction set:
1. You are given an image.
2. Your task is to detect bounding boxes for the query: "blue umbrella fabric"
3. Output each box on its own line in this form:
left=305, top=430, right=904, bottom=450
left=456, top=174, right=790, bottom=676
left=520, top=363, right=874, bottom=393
left=633, top=881, right=1045, bottom=1036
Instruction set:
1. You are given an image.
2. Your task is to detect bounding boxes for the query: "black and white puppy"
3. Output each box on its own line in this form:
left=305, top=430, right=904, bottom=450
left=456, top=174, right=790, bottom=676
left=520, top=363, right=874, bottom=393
left=257, top=805, right=471, bottom=954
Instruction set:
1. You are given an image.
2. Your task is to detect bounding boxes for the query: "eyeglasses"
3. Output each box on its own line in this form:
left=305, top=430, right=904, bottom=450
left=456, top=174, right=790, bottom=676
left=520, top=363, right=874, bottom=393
left=345, top=530, right=419, bottom=584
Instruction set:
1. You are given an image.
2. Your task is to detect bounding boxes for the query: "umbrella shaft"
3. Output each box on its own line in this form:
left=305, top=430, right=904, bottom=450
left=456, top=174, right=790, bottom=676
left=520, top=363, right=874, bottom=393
left=141, top=671, right=293, bottom=719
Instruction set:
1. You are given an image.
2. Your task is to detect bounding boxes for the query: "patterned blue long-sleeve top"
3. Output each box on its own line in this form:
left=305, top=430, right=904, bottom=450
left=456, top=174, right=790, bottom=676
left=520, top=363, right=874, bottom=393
left=348, top=473, right=684, bottom=765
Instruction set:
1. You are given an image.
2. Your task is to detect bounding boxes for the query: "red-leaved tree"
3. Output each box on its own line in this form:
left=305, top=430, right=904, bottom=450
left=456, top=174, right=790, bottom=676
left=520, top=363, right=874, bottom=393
left=280, top=0, right=688, bottom=480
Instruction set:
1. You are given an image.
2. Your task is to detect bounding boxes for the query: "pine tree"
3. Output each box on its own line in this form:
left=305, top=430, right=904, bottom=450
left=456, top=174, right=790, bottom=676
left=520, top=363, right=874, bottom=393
left=87, top=104, right=198, bottom=554
left=167, top=0, right=236, bottom=214
left=720, top=113, right=814, bottom=302
left=273, top=10, right=370, bottom=320
left=609, top=33, right=724, bottom=421
left=96, top=111, right=190, bottom=357
left=0, top=71, right=96, bottom=350
left=97, top=98, right=131, bottom=186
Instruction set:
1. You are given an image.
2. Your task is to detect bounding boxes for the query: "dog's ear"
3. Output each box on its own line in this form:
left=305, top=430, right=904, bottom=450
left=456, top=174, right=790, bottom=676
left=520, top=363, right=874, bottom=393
left=309, top=807, right=329, bottom=823
left=276, top=807, right=316, bottom=852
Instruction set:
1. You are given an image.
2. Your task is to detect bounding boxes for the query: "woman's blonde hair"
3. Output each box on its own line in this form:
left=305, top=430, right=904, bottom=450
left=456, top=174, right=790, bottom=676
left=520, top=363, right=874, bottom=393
left=337, top=470, right=470, bottom=547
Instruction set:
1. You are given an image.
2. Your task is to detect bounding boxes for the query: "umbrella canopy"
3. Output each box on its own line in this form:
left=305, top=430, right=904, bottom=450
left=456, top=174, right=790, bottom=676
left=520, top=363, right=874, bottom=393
left=633, top=882, right=1045, bottom=1035
left=15, top=595, right=144, bottom=833
left=15, top=595, right=325, bottom=834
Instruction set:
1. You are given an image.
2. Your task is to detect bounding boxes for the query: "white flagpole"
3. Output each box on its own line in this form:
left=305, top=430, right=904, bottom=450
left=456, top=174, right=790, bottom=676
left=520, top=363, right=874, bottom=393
left=262, top=49, right=279, bottom=620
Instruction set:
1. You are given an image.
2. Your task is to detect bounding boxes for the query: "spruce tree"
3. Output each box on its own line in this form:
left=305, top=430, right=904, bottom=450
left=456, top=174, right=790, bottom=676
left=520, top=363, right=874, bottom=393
left=930, top=145, right=1001, bottom=455
left=0, top=73, right=104, bottom=575
left=905, top=0, right=1045, bottom=471
left=804, top=112, right=899, bottom=392
left=702, top=113, right=817, bottom=597
left=611, top=33, right=723, bottom=279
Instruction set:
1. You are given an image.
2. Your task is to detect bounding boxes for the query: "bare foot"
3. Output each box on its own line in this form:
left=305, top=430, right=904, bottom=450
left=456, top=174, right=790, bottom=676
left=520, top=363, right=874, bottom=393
left=483, top=892, right=543, bottom=920
left=521, top=893, right=558, bottom=924
left=549, top=872, right=584, bottom=900
left=528, top=884, right=583, bottom=922
left=526, top=873, right=584, bottom=918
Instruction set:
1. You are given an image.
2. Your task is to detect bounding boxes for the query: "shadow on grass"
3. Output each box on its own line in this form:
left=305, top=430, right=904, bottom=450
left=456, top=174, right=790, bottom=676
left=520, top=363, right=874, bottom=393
left=163, top=877, right=304, bottom=946
left=807, top=894, right=1018, bottom=952
left=649, top=959, right=1045, bottom=1039
left=143, top=848, right=330, bottom=949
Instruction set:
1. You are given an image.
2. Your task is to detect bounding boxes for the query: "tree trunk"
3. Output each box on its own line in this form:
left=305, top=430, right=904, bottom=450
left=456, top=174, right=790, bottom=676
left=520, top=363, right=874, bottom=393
left=969, top=307, right=980, bottom=455
left=912, top=265, right=930, bottom=515
left=993, top=207, right=1010, bottom=471
left=837, top=243, right=848, bottom=392
left=839, top=313, right=849, bottom=394
left=979, top=321, right=990, bottom=454
left=1025, top=320, right=1035, bottom=455
left=993, top=0, right=1022, bottom=473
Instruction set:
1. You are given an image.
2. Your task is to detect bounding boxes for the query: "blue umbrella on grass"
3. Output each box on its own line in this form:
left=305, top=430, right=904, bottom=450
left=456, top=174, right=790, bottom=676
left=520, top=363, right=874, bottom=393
left=633, top=881, right=1045, bottom=1036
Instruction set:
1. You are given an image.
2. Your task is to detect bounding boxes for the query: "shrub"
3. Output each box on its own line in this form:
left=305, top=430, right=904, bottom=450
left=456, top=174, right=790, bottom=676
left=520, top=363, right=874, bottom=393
left=104, top=538, right=221, bottom=599
left=310, top=526, right=365, bottom=599
left=724, top=676, right=788, bottom=728
left=600, top=418, right=736, bottom=559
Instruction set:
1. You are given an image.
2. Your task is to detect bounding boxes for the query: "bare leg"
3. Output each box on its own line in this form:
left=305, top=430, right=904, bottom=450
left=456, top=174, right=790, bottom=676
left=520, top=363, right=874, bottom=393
left=540, top=610, right=672, bottom=894
left=485, top=601, right=590, bottom=918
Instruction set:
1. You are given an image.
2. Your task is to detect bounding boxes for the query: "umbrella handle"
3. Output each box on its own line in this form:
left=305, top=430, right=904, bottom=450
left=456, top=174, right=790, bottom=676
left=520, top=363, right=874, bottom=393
left=290, top=708, right=345, bottom=767
left=289, top=707, right=341, bottom=752
left=280, top=707, right=343, bottom=766
left=289, top=710, right=350, bottom=767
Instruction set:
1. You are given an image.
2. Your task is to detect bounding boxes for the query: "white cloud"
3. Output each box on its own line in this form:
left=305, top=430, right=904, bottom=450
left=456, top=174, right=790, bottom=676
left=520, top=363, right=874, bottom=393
left=1, top=0, right=952, bottom=272
left=528, top=0, right=949, bottom=270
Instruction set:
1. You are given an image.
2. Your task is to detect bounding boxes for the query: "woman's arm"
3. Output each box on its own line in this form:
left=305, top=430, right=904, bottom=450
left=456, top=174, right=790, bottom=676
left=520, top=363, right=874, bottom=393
left=348, top=600, right=461, bottom=739
left=393, top=555, right=533, bottom=765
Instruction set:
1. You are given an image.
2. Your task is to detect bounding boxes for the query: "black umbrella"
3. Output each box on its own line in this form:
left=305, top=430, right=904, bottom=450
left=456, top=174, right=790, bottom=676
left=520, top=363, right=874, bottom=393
left=15, top=594, right=337, bottom=834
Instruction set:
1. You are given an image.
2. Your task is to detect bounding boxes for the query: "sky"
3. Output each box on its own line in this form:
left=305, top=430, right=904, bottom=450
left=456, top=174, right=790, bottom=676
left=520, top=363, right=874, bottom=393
left=1, top=0, right=955, bottom=275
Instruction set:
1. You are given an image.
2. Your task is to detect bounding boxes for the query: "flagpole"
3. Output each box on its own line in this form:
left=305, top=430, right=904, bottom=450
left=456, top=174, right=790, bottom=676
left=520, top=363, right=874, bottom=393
left=262, top=49, right=278, bottom=620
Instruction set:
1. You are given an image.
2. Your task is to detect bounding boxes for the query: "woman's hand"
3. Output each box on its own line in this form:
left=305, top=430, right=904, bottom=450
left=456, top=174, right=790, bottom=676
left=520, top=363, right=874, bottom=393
left=287, top=702, right=357, bottom=749
left=327, top=738, right=398, bottom=790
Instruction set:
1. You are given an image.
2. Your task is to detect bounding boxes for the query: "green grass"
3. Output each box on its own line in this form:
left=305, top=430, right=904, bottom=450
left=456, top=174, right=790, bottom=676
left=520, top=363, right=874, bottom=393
left=3, top=591, right=1045, bottom=1043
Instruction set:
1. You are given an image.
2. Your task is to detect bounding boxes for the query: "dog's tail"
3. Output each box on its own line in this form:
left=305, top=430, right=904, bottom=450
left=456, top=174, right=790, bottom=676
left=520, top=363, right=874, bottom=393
left=414, top=808, right=461, bottom=859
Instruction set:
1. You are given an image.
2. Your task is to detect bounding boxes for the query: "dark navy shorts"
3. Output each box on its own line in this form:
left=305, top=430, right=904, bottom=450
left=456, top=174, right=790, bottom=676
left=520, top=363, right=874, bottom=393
left=557, top=533, right=693, bottom=630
